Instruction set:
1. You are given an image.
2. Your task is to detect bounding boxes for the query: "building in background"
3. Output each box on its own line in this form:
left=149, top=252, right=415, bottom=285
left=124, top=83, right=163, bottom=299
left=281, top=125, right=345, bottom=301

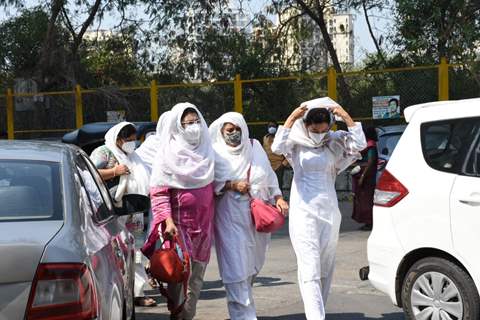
left=280, top=8, right=354, bottom=72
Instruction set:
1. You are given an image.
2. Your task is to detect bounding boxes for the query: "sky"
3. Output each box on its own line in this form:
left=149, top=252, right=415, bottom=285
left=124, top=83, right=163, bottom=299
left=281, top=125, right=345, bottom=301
left=0, top=0, right=392, bottom=66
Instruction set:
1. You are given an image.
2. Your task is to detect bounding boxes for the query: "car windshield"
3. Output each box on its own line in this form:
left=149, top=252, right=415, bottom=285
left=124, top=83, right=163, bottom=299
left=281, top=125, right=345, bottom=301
left=377, top=133, right=403, bottom=158
left=0, top=160, right=63, bottom=222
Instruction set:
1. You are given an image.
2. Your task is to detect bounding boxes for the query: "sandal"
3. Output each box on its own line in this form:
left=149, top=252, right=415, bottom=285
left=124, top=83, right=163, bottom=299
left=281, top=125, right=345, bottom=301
left=135, top=296, right=157, bottom=307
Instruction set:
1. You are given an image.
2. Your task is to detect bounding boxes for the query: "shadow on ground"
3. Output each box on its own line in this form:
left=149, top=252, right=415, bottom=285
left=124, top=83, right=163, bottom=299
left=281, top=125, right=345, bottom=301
left=259, top=313, right=404, bottom=320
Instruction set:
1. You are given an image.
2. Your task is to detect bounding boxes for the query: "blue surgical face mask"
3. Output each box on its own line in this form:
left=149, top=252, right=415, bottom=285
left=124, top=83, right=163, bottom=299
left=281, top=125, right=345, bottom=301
left=224, top=130, right=242, bottom=146
left=268, top=127, right=277, bottom=135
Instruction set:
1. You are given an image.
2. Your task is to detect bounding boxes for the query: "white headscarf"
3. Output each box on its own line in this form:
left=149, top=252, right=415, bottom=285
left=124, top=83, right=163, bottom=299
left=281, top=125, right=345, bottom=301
left=287, top=97, right=340, bottom=148
left=135, top=111, right=171, bottom=172
left=208, top=112, right=253, bottom=184
left=150, top=103, right=215, bottom=189
left=104, top=122, right=150, bottom=202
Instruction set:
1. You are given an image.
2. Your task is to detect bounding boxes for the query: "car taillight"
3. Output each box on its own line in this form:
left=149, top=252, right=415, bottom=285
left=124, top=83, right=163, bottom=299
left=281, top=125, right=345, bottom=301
left=26, top=263, right=98, bottom=320
left=374, top=170, right=409, bottom=207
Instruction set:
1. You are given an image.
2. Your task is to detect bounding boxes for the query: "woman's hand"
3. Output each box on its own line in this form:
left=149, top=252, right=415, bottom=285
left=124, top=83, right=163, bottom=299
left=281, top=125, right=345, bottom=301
left=275, top=196, right=289, bottom=217
left=329, top=105, right=355, bottom=127
left=162, top=217, right=178, bottom=239
left=284, top=106, right=308, bottom=128
left=232, top=181, right=250, bottom=194
left=114, top=164, right=130, bottom=176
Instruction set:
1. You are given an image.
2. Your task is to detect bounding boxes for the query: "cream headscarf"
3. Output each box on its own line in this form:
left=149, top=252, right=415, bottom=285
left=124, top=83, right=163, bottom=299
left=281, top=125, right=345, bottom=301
left=150, top=103, right=215, bottom=189
left=135, top=111, right=171, bottom=172
left=208, top=112, right=253, bottom=184
left=104, top=122, right=150, bottom=203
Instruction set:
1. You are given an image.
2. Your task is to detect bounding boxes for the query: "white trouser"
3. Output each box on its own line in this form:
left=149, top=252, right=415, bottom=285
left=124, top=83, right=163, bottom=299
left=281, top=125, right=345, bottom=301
left=168, top=261, right=207, bottom=320
left=225, top=276, right=257, bottom=320
left=290, top=209, right=341, bottom=320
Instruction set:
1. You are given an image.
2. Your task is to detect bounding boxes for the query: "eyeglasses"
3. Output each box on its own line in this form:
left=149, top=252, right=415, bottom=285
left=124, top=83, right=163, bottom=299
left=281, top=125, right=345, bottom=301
left=181, top=119, right=201, bottom=126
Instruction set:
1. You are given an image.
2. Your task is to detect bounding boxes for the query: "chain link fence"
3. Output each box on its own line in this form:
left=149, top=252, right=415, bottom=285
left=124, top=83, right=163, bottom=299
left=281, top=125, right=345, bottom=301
left=13, top=92, right=76, bottom=139
left=157, top=83, right=234, bottom=124
left=338, top=67, right=438, bottom=127
left=242, top=76, right=328, bottom=139
left=449, top=63, right=480, bottom=100
left=83, top=87, right=151, bottom=124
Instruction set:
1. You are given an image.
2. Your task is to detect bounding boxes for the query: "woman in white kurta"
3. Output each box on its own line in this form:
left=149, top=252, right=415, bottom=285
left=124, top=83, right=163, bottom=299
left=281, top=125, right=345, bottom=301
left=271, top=102, right=366, bottom=320
left=209, top=112, right=289, bottom=320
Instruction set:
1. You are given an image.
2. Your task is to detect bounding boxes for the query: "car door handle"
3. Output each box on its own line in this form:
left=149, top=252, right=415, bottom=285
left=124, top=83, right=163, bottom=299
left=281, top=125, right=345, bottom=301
left=459, top=197, right=480, bottom=206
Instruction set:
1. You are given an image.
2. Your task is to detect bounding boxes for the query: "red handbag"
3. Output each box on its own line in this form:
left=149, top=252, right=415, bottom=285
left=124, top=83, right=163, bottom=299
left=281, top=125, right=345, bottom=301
left=150, top=237, right=190, bottom=283
left=149, top=236, right=190, bottom=315
left=247, top=140, right=285, bottom=233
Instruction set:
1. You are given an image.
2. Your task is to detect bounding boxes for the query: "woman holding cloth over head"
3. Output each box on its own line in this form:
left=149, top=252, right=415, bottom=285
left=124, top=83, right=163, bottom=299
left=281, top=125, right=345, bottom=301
left=209, top=112, right=289, bottom=320
left=141, top=103, right=215, bottom=320
left=271, top=98, right=367, bottom=320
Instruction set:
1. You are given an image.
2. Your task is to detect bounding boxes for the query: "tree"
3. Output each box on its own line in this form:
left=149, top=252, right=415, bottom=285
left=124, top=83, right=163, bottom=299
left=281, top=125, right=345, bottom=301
left=0, top=7, right=68, bottom=88
left=270, top=0, right=353, bottom=104
left=394, top=0, right=480, bottom=63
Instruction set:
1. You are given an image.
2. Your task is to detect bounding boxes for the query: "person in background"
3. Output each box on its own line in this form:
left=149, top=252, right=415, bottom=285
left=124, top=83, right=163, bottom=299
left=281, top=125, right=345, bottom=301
left=272, top=103, right=366, bottom=320
left=142, top=103, right=215, bottom=320
left=263, top=121, right=290, bottom=191
left=352, top=126, right=378, bottom=231
left=209, top=112, right=289, bottom=320
left=90, top=122, right=156, bottom=307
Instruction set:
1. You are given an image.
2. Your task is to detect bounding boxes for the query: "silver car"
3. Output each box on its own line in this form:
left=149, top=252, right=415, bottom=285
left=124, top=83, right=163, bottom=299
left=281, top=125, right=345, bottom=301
left=0, top=141, right=149, bottom=320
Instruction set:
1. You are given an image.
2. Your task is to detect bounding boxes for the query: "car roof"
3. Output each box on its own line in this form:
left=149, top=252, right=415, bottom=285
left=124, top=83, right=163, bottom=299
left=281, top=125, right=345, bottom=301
left=0, top=140, right=77, bottom=162
left=404, top=98, right=480, bottom=123
left=62, top=121, right=156, bottom=147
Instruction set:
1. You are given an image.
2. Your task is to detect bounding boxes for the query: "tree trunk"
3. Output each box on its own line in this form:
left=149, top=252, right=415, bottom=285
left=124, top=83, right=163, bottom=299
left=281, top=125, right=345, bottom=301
left=294, top=0, right=351, bottom=104
left=37, top=0, right=64, bottom=90
left=362, top=0, right=385, bottom=63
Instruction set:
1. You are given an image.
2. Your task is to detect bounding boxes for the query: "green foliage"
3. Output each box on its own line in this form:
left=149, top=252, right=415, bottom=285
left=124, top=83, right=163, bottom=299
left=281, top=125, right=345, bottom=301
left=394, top=0, right=480, bottom=63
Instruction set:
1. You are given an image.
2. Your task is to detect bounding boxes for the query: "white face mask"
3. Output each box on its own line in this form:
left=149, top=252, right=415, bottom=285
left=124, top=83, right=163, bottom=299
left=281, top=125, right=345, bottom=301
left=268, top=127, right=277, bottom=135
left=309, top=132, right=327, bottom=144
left=183, top=123, right=202, bottom=145
left=121, top=141, right=136, bottom=154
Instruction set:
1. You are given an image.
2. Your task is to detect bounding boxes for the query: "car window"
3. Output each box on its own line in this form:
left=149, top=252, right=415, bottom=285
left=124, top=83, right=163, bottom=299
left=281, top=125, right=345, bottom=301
left=75, top=155, right=113, bottom=222
left=80, top=155, right=114, bottom=211
left=422, top=118, right=480, bottom=175
left=0, top=160, right=63, bottom=222
left=464, top=128, right=480, bottom=177
left=378, top=133, right=402, bottom=157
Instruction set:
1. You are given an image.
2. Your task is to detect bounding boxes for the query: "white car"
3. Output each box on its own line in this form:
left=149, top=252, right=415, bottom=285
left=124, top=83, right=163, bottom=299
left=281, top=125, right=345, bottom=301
left=365, top=98, right=480, bottom=320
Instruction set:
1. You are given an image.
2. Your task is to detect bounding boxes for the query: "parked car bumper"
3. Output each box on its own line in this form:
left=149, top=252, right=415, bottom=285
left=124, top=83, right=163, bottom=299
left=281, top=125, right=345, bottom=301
left=367, top=207, right=405, bottom=306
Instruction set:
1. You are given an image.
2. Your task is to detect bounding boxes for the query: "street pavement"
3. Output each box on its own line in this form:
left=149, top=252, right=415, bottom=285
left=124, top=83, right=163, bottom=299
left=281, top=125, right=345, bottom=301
left=137, top=201, right=405, bottom=319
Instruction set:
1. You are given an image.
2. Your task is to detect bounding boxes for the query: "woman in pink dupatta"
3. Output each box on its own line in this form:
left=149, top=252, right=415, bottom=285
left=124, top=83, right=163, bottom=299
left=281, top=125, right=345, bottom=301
left=141, top=103, right=215, bottom=320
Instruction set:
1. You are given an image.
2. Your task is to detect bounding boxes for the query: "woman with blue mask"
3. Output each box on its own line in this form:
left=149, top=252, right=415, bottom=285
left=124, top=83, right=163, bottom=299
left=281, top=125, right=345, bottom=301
left=272, top=99, right=367, bottom=320
left=209, top=112, right=289, bottom=320
left=263, top=121, right=289, bottom=193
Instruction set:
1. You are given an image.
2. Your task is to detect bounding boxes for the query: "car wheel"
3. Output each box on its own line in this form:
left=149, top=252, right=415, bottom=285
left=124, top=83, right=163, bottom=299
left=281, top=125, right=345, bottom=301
left=402, top=257, right=480, bottom=320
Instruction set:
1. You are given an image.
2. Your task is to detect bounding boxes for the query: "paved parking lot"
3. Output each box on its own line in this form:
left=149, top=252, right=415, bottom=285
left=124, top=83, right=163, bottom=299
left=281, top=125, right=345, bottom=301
left=137, top=201, right=405, bottom=319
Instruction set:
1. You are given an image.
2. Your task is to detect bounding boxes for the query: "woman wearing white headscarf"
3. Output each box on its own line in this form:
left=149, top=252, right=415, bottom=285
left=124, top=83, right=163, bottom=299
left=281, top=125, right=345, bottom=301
left=90, top=122, right=155, bottom=306
left=271, top=98, right=367, bottom=320
left=209, top=112, right=289, bottom=320
left=136, top=111, right=171, bottom=172
left=142, top=103, right=215, bottom=320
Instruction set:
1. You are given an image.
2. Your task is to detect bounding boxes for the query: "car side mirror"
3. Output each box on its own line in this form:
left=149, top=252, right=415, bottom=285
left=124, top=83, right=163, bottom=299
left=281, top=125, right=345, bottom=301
left=115, top=194, right=150, bottom=216
left=381, top=148, right=389, bottom=156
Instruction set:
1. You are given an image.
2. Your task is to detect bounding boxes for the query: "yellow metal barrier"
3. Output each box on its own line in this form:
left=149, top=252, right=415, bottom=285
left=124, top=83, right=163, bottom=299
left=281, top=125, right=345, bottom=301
left=3, top=58, right=468, bottom=139
left=327, top=67, right=337, bottom=101
left=234, top=74, right=243, bottom=114
left=6, top=89, right=14, bottom=140
left=150, top=80, right=159, bottom=122
left=75, top=85, right=84, bottom=129
left=438, top=57, right=449, bottom=101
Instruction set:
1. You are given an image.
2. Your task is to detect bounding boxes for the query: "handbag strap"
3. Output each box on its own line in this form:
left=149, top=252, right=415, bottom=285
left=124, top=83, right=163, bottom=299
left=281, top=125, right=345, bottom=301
left=246, top=139, right=254, bottom=197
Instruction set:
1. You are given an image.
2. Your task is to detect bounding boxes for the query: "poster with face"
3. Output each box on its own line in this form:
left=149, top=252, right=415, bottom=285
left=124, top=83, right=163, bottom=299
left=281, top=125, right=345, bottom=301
left=372, top=96, right=401, bottom=119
